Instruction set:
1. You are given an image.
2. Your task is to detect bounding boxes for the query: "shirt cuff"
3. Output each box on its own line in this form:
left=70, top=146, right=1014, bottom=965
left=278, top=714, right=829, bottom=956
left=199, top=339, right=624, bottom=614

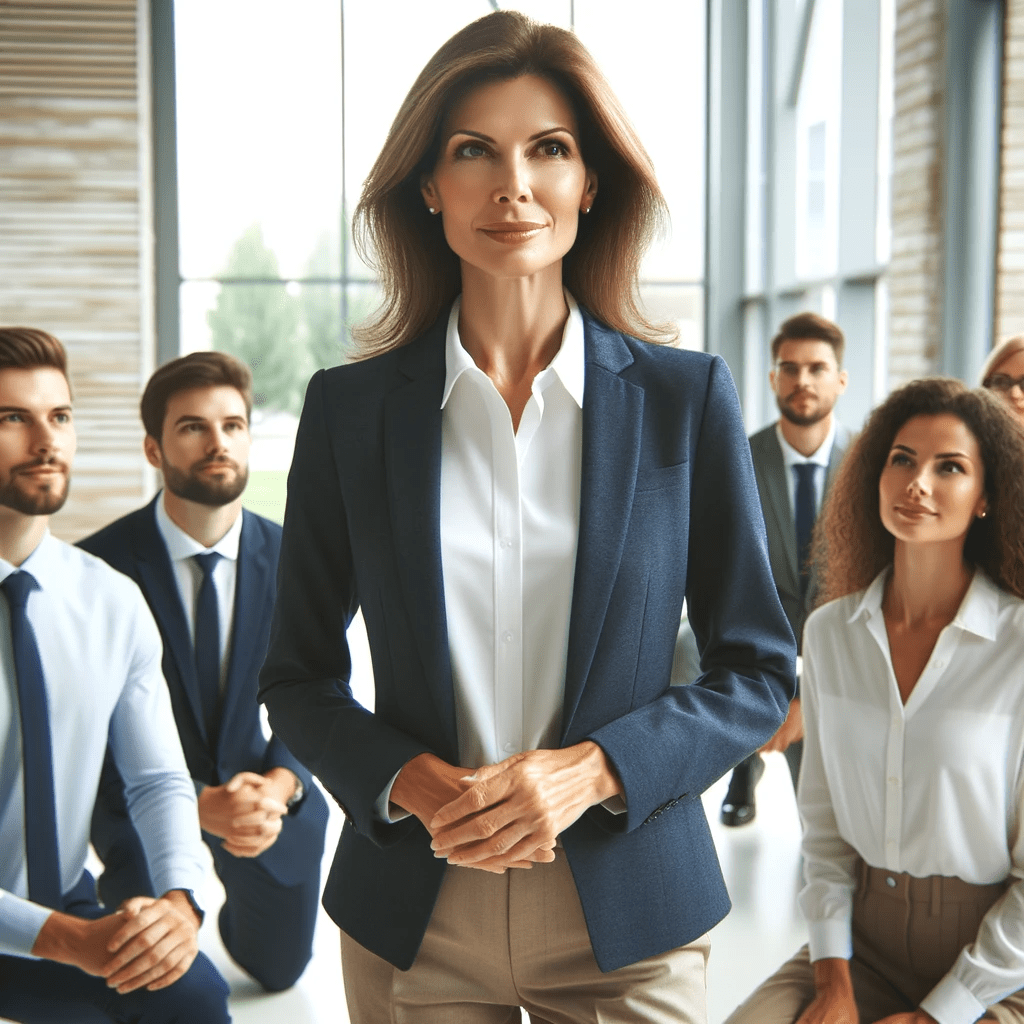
left=600, top=794, right=627, bottom=814
left=806, top=918, right=853, bottom=962
left=919, top=973, right=987, bottom=1024
left=374, top=769, right=412, bottom=823
left=0, top=891, right=53, bottom=958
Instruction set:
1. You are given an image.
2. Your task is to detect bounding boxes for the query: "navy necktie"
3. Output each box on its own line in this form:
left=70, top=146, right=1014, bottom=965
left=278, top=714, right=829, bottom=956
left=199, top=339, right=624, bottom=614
left=794, top=463, right=817, bottom=597
left=193, top=552, right=223, bottom=744
left=4, top=570, right=63, bottom=909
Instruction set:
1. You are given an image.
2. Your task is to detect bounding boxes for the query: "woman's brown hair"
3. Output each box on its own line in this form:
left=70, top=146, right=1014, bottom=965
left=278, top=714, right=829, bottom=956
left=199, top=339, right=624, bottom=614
left=352, top=10, right=672, bottom=355
left=814, top=377, right=1024, bottom=603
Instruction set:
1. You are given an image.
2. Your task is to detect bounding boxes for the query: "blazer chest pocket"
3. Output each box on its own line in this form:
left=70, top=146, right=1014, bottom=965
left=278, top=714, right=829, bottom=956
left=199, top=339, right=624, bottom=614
left=634, top=460, right=688, bottom=494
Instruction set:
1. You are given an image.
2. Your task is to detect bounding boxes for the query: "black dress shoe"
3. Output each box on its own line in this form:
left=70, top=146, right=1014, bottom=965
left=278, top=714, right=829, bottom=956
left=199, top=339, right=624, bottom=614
left=720, top=755, right=766, bottom=827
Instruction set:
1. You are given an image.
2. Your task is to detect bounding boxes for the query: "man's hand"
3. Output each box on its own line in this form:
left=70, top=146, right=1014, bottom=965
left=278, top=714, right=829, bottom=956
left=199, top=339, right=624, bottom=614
left=428, top=742, right=622, bottom=873
left=197, top=770, right=290, bottom=857
left=761, top=697, right=804, bottom=754
left=795, top=958, right=859, bottom=1024
left=31, top=890, right=201, bottom=994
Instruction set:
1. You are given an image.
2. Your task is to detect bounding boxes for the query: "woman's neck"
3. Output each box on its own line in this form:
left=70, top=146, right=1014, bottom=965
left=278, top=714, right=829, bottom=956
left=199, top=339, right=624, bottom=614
left=456, top=263, right=570, bottom=431
left=885, top=540, right=973, bottom=628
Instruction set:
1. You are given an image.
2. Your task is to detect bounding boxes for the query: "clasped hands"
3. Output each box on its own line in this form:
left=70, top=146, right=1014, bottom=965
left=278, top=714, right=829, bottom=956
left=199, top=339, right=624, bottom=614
left=391, top=741, right=622, bottom=874
left=198, top=767, right=297, bottom=858
left=32, top=889, right=201, bottom=994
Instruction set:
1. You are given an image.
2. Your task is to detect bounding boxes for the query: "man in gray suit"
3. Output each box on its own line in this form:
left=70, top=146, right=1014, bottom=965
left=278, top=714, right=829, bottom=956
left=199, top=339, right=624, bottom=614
left=720, top=312, right=852, bottom=826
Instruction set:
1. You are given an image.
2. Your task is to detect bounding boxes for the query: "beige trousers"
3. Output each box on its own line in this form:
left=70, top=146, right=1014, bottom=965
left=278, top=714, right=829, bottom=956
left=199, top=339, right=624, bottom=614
left=726, top=862, right=1024, bottom=1024
left=340, top=848, right=710, bottom=1024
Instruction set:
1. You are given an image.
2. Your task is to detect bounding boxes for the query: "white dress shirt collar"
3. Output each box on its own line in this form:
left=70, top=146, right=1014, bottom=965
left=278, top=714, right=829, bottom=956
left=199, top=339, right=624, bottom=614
left=441, top=292, right=586, bottom=411
left=0, top=529, right=58, bottom=589
left=776, top=416, right=837, bottom=470
left=848, top=564, right=1001, bottom=642
left=155, top=489, right=242, bottom=563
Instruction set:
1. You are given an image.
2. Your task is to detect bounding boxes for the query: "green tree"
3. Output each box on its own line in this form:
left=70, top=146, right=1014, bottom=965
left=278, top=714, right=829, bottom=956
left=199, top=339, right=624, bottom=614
left=300, top=228, right=377, bottom=370
left=207, top=224, right=303, bottom=413
left=301, top=231, right=346, bottom=370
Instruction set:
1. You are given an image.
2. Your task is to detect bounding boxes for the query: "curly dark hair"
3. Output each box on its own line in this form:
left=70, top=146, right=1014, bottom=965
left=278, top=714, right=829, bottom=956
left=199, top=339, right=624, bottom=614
left=814, top=377, right=1024, bottom=602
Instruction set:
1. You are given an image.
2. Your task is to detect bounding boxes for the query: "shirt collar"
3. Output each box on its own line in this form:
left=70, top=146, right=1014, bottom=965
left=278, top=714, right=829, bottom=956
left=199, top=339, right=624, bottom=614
left=848, top=564, right=1000, bottom=641
left=441, top=292, right=585, bottom=410
left=776, top=417, right=837, bottom=472
left=0, top=529, right=59, bottom=590
left=155, top=490, right=242, bottom=563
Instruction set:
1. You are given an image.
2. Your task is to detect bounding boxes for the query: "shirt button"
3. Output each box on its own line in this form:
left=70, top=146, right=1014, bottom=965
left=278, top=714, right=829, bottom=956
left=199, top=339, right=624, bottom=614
left=888, top=777, right=898, bottom=785
left=934, top=659, right=947, bottom=669
left=502, top=631, right=513, bottom=643
left=886, top=876, right=897, bottom=888
left=500, top=539, right=512, bottom=549
left=503, top=742, right=516, bottom=753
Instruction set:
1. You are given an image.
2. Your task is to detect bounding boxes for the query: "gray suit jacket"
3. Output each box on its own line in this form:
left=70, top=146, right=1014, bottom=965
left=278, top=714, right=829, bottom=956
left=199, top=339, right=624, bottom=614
left=748, top=420, right=851, bottom=653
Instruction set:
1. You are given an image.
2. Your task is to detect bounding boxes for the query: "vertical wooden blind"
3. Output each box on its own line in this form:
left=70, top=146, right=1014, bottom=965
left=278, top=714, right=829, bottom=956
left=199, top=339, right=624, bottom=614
left=0, top=0, right=153, bottom=541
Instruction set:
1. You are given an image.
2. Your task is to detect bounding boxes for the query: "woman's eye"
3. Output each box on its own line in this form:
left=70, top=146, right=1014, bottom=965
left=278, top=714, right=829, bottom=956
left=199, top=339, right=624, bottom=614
left=940, top=460, right=964, bottom=474
left=890, top=452, right=911, bottom=466
left=455, top=142, right=487, bottom=159
left=539, top=141, right=568, bottom=157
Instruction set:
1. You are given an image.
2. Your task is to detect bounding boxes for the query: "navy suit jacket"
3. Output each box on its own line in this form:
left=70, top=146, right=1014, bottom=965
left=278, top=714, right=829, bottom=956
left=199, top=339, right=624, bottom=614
left=81, top=500, right=327, bottom=886
left=259, top=310, right=797, bottom=970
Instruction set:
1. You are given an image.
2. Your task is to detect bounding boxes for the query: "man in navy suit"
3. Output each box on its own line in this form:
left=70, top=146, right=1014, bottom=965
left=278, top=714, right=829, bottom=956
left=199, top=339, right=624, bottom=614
left=80, top=352, right=328, bottom=993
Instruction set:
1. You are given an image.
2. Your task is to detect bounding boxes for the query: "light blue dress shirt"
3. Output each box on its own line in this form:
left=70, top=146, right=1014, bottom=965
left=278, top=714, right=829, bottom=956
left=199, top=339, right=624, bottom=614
left=0, top=532, right=207, bottom=956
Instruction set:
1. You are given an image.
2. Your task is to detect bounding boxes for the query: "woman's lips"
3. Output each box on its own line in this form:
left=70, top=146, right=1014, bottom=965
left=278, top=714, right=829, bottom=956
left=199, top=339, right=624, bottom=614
left=480, top=223, right=545, bottom=244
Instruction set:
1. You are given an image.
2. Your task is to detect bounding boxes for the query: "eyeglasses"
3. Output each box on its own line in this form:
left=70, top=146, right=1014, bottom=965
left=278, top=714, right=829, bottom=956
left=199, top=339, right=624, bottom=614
left=984, top=373, right=1024, bottom=393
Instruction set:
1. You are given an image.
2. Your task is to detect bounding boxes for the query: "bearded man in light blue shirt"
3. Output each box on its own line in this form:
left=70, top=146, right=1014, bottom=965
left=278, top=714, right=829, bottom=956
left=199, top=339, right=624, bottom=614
left=0, top=327, right=230, bottom=1024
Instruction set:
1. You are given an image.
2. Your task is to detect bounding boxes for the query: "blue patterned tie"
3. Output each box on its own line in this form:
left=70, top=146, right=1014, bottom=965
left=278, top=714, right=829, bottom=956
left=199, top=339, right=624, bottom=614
left=193, top=552, right=223, bottom=744
left=794, top=463, right=817, bottom=598
left=4, top=570, right=63, bottom=909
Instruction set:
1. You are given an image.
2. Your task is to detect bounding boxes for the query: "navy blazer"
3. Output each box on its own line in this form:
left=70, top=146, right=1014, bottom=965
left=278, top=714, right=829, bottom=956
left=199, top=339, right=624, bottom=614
left=259, top=310, right=797, bottom=970
left=81, top=501, right=327, bottom=886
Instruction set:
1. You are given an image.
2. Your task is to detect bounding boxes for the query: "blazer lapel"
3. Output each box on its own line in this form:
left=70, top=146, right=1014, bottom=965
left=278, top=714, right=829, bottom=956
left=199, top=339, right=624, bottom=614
left=561, top=317, right=644, bottom=738
left=132, top=504, right=209, bottom=744
left=217, top=511, right=268, bottom=754
left=763, top=435, right=799, bottom=590
left=384, top=324, right=458, bottom=757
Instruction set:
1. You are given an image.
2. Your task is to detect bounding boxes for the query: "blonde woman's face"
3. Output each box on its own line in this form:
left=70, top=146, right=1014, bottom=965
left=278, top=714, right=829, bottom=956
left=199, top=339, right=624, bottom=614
left=421, top=75, right=598, bottom=286
left=986, top=348, right=1024, bottom=424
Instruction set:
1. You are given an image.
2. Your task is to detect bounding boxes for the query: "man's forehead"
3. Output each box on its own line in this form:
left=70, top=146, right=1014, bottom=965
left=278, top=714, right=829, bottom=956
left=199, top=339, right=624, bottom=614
left=165, top=385, right=248, bottom=419
left=775, top=340, right=838, bottom=364
left=0, top=366, right=72, bottom=407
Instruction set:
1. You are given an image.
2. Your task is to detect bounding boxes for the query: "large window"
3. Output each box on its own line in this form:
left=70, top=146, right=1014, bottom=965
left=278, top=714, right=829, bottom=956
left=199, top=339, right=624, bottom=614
left=165, top=0, right=707, bottom=520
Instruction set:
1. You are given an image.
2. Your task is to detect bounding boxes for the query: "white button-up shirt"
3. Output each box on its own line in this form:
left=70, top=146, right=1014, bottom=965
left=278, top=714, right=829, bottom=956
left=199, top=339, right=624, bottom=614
left=155, top=492, right=241, bottom=692
left=0, top=533, right=206, bottom=956
left=799, top=568, right=1024, bottom=1024
left=439, top=295, right=584, bottom=770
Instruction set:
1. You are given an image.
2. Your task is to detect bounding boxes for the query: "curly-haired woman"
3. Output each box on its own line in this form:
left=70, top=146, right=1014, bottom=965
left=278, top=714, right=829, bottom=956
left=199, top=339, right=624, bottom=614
left=728, top=377, right=1024, bottom=1024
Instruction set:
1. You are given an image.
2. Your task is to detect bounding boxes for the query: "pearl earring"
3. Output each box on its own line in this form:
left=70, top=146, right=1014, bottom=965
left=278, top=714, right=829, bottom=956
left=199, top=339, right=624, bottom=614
left=428, top=207, right=437, bottom=214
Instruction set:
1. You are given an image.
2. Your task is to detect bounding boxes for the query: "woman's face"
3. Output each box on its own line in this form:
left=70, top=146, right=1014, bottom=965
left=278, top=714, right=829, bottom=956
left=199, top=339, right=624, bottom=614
left=985, top=347, right=1024, bottom=423
left=878, top=413, right=987, bottom=548
left=421, top=74, right=598, bottom=285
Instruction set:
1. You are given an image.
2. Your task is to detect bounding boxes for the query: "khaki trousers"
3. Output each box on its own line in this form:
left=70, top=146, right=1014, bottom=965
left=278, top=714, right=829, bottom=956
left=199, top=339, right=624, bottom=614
left=726, top=862, right=1024, bottom=1024
left=340, top=848, right=710, bottom=1024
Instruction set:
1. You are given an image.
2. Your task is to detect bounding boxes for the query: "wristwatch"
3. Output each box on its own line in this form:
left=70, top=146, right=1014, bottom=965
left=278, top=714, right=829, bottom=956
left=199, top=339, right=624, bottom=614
left=286, top=774, right=305, bottom=810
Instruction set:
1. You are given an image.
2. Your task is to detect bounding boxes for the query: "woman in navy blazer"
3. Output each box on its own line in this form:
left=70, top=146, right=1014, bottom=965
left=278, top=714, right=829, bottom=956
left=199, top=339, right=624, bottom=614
left=259, top=10, right=795, bottom=1021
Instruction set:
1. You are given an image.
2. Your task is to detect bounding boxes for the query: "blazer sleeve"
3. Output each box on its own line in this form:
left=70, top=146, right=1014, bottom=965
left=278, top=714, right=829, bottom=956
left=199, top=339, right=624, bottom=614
left=258, top=371, right=433, bottom=844
left=585, top=354, right=797, bottom=832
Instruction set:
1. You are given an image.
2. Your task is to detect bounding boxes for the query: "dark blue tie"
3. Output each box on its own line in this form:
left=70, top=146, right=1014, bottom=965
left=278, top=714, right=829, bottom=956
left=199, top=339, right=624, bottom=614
left=4, top=570, right=63, bottom=909
left=193, top=552, right=222, bottom=744
left=794, top=463, right=817, bottom=597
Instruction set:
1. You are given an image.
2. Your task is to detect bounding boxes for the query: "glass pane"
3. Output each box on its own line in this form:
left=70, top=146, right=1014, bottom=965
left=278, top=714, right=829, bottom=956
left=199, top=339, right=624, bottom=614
left=175, top=0, right=343, bottom=280
left=575, top=0, right=706, bottom=284
left=639, top=283, right=704, bottom=351
left=794, top=0, right=843, bottom=279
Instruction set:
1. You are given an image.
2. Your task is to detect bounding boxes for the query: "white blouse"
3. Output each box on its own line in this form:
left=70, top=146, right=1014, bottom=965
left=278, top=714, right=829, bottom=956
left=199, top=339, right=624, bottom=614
left=799, top=568, right=1024, bottom=1024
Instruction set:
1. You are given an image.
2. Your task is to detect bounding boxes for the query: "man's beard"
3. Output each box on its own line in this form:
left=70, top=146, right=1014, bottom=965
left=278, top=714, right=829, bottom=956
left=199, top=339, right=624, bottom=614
left=776, top=391, right=834, bottom=428
left=0, top=458, right=70, bottom=515
left=163, top=456, right=249, bottom=508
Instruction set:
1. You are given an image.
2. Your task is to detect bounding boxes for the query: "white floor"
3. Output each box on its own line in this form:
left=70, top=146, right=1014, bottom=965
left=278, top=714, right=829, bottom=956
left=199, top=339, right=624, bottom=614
left=215, top=751, right=808, bottom=1024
